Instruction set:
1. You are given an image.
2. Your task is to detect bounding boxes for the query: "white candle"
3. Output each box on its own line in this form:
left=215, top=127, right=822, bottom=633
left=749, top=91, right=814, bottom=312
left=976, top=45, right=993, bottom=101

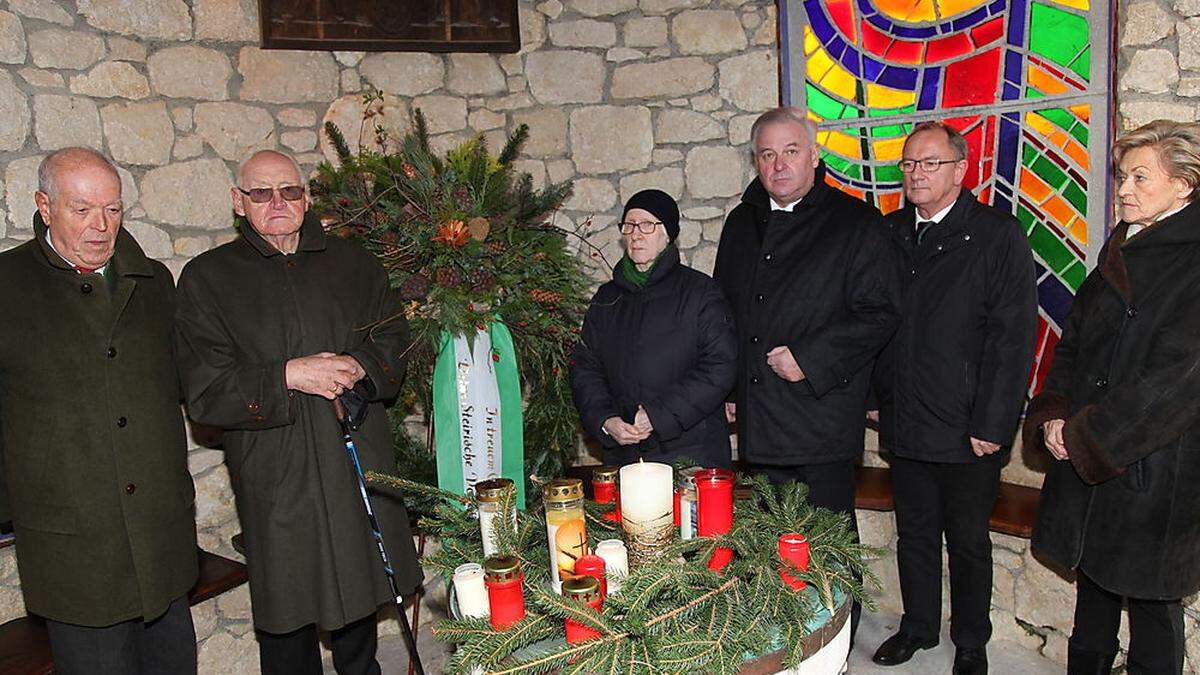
left=619, top=461, right=674, bottom=534
left=452, top=563, right=490, bottom=619
left=595, top=539, right=629, bottom=594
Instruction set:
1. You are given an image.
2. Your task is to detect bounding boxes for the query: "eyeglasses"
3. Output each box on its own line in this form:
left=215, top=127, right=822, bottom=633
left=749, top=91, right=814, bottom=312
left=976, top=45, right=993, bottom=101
left=236, top=185, right=306, bottom=203
left=898, top=158, right=961, bottom=173
left=619, top=221, right=661, bottom=235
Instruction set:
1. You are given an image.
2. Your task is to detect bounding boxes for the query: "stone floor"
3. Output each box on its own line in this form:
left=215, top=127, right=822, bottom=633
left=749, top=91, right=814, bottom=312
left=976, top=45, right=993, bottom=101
left=360, top=588, right=1063, bottom=675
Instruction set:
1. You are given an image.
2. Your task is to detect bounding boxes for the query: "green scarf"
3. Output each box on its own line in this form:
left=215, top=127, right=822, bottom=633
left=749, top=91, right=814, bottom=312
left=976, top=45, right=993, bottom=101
left=618, top=246, right=670, bottom=287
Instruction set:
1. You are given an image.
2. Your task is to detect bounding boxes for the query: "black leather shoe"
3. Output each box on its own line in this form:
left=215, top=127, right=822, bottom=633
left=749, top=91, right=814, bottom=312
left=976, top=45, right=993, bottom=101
left=871, top=632, right=939, bottom=666
left=953, top=647, right=988, bottom=675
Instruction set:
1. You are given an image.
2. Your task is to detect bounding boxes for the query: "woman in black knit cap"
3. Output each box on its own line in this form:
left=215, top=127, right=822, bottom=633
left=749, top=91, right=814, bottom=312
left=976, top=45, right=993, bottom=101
left=570, top=189, right=738, bottom=468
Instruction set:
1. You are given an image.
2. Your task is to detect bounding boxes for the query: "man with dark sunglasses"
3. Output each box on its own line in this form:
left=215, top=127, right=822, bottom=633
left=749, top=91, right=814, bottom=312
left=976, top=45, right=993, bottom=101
left=174, top=150, right=422, bottom=675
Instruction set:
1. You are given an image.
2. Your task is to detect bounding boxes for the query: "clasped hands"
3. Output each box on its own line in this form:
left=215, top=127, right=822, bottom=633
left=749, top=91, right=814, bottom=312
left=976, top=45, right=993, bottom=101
left=286, top=352, right=366, bottom=400
left=603, top=406, right=653, bottom=446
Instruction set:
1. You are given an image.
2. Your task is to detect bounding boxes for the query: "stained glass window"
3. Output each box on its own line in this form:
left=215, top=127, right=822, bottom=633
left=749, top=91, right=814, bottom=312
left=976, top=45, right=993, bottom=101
left=779, top=0, right=1111, bottom=397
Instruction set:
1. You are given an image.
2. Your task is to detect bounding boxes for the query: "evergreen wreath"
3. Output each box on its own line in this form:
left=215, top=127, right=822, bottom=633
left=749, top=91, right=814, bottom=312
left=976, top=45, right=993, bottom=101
left=368, top=471, right=879, bottom=675
left=310, top=93, right=599, bottom=509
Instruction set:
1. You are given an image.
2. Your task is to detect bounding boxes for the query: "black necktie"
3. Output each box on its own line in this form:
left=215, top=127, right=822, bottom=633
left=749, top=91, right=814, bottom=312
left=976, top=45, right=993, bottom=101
left=914, top=219, right=934, bottom=245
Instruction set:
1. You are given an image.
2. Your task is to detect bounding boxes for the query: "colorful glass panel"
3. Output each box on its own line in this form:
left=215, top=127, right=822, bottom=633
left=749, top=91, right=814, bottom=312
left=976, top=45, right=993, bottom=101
left=781, top=0, right=1111, bottom=398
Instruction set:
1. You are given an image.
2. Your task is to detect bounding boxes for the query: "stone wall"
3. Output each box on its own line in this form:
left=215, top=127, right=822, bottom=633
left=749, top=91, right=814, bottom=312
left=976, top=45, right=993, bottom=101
left=0, top=0, right=1197, bottom=671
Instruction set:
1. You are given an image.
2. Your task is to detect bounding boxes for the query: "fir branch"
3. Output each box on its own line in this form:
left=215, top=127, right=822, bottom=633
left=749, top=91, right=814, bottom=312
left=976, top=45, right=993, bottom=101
left=365, top=471, right=471, bottom=505
left=499, top=124, right=529, bottom=167
left=324, top=121, right=352, bottom=163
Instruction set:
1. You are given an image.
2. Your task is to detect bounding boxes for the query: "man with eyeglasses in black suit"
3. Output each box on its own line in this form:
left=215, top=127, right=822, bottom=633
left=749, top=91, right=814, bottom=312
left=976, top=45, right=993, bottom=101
left=869, top=122, right=1037, bottom=675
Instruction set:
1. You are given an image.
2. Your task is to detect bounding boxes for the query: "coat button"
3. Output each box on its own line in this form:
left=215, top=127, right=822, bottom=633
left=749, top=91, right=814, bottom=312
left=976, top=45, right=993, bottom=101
left=750, top=336, right=760, bottom=344
left=253, top=415, right=265, bottom=422
left=755, top=293, right=765, bottom=302
left=247, top=400, right=260, bottom=413
left=80, top=282, right=93, bottom=294
left=116, top=416, right=127, bottom=427
left=910, top=269, right=917, bottom=275
left=1127, top=307, right=1138, bottom=318
left=125, top=483, right=136, bottom=495
left=763, top=253, right=773, bottom=262
left=964, top=234, right=971, bottom=241
left=1095, top=377, right=1108, bottom=388
left=286, top=260, right=297, bottom=269
left=751, top=376, right=760, bottom=385
left=107, top=347, right=117, bottom=358
left=936, top=244, right=944, bottom=251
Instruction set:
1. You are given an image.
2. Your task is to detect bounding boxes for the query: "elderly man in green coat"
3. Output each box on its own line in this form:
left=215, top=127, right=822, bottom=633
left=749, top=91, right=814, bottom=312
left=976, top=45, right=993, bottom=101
left=0, top=147, right=199, bottom=673
left=175, top=149, right=421, bottom=675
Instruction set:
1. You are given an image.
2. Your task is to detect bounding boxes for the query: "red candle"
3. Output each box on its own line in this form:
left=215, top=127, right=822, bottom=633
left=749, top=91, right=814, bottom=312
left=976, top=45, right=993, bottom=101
left=484, top=555, right=525, bottom=630
left=593, top=466, right=621, bottom=522
left=673, top=487, right=682, bottom=526
left=695, top=469, right=734, bottom=571
left=574, top=554, right=607, bottom=598
left=562, top=576, right=604, bottom=644
left=778, top=533, right=810, bottom=591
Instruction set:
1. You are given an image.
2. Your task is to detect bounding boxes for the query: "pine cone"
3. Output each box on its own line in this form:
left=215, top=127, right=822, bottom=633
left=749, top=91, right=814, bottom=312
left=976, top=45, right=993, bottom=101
left=486, top=241, right=506, bottom=254
left=468, top=270, right=496, bottom=294
left=529, top=288, right=562, bottom=304
left=398, top=273, right=431, bottom=300
left=434, top=267, right=462, bottom=288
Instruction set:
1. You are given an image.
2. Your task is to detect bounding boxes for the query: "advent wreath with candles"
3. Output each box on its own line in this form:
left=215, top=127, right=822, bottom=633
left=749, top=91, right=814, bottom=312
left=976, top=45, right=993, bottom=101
left=368, top=465, right=877, bottom=675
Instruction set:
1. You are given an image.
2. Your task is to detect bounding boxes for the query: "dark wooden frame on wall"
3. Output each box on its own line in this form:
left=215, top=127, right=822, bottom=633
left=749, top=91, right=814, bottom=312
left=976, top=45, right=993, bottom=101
left=257, top=0, right=521, bottom=53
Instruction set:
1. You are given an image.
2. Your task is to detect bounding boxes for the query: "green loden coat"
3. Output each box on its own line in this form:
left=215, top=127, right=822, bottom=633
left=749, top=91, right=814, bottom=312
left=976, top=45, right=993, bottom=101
left=174, top=213, right=421, bottom=634
left=0, top=213, right=198, bottom=627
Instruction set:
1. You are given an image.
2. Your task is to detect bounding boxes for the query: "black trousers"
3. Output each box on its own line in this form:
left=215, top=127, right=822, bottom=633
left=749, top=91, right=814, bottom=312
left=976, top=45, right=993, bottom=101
left=1070, top=571, right=1184, bottom=674
left=257, top=611, right=380, bottom=675
left=890, top=453, right=1000, bottom=648
left=751, top=460, right=861, bottom=637
left=45, top=593, right=196, bottom=675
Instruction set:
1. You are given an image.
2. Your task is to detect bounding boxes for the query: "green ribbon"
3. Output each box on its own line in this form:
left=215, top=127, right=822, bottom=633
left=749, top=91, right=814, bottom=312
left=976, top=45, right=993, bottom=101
left=432, top=321, right=526, bottom=508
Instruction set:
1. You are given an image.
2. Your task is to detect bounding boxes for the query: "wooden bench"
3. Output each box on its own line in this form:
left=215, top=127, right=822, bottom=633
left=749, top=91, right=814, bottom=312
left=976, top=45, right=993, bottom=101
left=0, top=548, right=248, bottom=674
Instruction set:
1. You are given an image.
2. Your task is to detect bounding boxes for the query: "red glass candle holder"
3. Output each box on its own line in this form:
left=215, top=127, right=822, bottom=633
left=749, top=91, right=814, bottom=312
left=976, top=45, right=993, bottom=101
left=562, top=576, right=604, bottom=644
left=695, top=469, right=734, bottom=571
left=593, top=466, right=621, bottom=522
left=484, top=555, right=525, bottom=630
left=778, top=533, right=810, bottom=591
left=574, top=554, right=607, bottom=598
left=673, top=487, right=682, bottom=526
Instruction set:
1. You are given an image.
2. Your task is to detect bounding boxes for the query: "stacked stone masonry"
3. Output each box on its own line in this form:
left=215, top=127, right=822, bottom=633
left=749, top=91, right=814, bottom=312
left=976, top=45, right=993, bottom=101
left=0, top=0, right=1196, bottom=671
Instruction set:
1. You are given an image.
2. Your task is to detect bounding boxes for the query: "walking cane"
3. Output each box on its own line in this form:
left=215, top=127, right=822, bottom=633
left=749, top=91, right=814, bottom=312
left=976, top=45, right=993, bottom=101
left=333, top=393, right=426, bottom=675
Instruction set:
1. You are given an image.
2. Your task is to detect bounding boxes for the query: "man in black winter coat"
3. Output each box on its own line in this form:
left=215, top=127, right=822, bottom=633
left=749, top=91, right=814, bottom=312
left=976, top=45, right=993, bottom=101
left=869, top=122, right=1037, bottom=675
left=713, top=107, right=903, bottom=635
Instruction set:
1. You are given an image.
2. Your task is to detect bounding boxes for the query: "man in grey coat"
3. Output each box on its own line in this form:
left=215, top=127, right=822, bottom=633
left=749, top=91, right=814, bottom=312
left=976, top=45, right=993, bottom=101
left=175, top=150, right=421, bottom=675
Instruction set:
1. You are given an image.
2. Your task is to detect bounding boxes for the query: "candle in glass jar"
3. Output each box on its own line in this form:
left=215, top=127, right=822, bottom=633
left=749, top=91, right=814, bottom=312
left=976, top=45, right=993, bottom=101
left=484, top=554, right=525, bottom=630
left=592, top=466, right=622, bottom=522
left=594, top=539, right=628, bottom=594
left=544, top=479, right=589, bottom=593
left=695, top=469, right=734, bottom=571
left=452, top=563, right=490, bottom=619
left=778, top=533, right=810, bottom=591
left=574, top=554, right=607, bottom=598
left=475, top=478, right=516, bottom=558
left=618, top=461, right=673, bottom=535
left=678, top=467, right=701, bottom=540
left=562, top=576, right=604, bottom=644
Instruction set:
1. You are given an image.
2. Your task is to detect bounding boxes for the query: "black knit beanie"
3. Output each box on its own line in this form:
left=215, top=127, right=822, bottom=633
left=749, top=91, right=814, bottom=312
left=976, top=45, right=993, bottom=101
left=621, top=189, right=680, bottom=242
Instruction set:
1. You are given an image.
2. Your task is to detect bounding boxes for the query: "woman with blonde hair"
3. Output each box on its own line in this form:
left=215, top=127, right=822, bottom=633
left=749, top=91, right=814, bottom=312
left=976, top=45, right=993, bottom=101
left=1027, top=119, right=1200, bottom=674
